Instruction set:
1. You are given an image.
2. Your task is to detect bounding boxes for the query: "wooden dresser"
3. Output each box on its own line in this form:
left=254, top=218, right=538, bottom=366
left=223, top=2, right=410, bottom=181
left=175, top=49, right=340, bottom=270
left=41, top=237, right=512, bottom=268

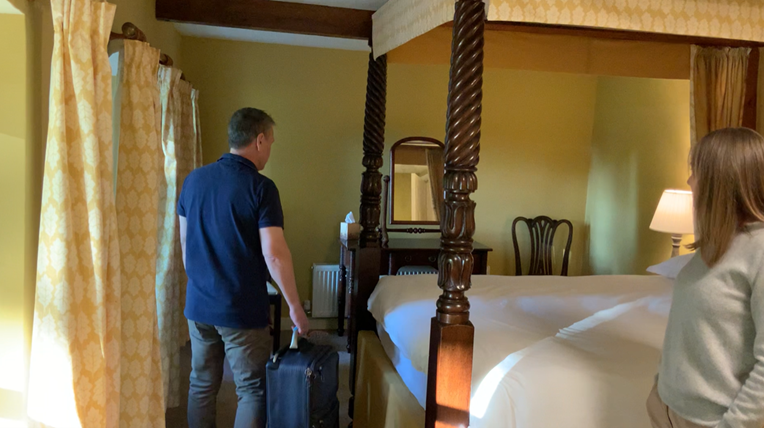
left=336, top=238, right=492, bottom=344
left=380, top=238, right=492, bottom=275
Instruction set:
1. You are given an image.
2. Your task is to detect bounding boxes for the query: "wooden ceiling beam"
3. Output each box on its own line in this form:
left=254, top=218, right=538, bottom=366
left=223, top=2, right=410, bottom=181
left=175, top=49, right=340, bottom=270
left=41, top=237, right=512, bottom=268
left=156, top=0, right=373, bottom=40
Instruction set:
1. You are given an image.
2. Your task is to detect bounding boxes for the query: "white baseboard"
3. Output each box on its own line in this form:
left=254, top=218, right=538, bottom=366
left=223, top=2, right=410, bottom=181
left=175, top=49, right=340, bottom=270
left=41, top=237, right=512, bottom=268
left=280, top=317, right=339, bottom=331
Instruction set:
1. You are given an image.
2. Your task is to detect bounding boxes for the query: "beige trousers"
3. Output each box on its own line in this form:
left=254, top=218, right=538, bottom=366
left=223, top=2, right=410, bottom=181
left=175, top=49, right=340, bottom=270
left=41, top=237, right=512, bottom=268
left=646, top=382, right=708, bottom=428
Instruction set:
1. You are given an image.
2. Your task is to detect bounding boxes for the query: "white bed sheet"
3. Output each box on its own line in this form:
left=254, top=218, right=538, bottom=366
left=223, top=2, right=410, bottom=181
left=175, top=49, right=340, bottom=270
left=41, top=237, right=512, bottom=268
left=377, top=324, right=428, bottom=407
left=368, top=274, right=673, bottom=428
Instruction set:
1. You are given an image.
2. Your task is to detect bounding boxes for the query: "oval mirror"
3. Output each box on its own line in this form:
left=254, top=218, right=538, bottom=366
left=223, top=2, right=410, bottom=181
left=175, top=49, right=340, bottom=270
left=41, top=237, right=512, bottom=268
left=389, top=136, right=444, bottom=225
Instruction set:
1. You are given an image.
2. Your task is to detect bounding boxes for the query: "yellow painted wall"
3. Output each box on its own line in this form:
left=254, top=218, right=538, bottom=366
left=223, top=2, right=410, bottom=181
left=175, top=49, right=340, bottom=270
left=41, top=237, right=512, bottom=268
left=585, top=77, right=692, bottom=275
left=0, top=10, right=32, bottom=424
left=181, top=36, right=599, bottom=298
left=393, top=173, right=413, bottom=221
left=385, top=64, right=598, bottom=276
left=180, top=37, right=368, bottom=308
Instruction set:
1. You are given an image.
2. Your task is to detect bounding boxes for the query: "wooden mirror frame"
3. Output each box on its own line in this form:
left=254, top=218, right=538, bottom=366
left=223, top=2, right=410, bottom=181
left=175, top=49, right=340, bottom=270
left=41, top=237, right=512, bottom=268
left=388, top=136, right=445, bottom=226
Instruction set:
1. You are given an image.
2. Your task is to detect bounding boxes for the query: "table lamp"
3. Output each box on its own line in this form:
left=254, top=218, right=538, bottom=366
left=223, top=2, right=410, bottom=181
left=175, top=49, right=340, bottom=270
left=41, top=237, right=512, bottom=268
left=649, top=189, right=694, bottom=258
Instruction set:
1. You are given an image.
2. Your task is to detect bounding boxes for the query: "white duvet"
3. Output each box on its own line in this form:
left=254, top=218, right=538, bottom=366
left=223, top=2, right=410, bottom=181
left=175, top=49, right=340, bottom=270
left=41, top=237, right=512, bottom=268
left=368, top=274, right=673, bottom=428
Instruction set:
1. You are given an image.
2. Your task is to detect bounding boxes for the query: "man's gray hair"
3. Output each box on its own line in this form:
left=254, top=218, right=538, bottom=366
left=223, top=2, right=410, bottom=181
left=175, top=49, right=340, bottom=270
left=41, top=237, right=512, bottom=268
left=228, top=108, right=275, bottom=150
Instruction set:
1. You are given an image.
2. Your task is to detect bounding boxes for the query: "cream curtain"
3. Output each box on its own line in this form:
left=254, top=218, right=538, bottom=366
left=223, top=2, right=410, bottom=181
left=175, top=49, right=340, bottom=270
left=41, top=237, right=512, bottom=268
left=26, top=0, right=121, bottom=427
left=176, top=79, right=198, bottom=347
left=425, top=148, right=444, bottom=221
left=155, top=66, right=202, bottom=408
left=115, top=39, right=166, bottom=425
left=192, top=88, right=204, bottom=169
left=156, top=65, right=183, bottom=408
left=691, top=46, right=750, bottom=143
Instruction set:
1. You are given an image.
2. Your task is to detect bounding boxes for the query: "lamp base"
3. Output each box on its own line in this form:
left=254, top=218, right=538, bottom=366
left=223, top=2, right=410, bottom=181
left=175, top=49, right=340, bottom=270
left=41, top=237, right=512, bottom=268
left=671, top=234, right=682, bottom=258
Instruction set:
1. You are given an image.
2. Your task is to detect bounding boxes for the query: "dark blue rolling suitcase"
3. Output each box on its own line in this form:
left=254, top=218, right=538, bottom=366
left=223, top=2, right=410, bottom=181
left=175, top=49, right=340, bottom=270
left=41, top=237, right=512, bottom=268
left=266, top=328, right=339, bottom=428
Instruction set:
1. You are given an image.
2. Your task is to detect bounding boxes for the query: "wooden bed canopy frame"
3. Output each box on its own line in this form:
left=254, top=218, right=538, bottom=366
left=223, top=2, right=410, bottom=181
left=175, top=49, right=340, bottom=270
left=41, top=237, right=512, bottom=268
left=348, top=1, right=764, bottom=427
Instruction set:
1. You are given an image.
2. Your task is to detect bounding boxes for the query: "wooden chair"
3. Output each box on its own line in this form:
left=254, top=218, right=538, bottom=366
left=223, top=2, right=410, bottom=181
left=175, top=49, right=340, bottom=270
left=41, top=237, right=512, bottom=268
left=512, top=216, right=573, bottom=276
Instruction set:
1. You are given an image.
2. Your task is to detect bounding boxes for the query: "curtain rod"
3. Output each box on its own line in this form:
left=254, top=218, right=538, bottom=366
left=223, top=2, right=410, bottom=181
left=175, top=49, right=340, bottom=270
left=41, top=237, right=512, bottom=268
left=109, top=22, right=187, bottom=81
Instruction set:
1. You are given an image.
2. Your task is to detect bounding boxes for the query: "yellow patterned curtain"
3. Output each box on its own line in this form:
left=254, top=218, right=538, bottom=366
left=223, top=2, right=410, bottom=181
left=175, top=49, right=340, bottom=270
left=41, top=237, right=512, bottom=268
left=156, top=65, right=183, bottom=408
left=691, top=46, right=750, bottom=143
left=155, top=67, right=202, bottom=408
left=115, top=39, right=166, bottom=425
left=26, top=0, right=121, bottom=427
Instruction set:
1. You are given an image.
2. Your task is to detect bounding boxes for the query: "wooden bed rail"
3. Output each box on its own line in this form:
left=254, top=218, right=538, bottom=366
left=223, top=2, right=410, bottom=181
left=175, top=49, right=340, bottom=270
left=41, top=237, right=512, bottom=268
left=425, top=0, right=485, bottom=427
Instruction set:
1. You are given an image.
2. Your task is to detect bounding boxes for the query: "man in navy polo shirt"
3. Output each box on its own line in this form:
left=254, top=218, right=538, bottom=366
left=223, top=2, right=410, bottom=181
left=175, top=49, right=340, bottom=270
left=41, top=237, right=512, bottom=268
left=178, top=107, right=309, bottom=428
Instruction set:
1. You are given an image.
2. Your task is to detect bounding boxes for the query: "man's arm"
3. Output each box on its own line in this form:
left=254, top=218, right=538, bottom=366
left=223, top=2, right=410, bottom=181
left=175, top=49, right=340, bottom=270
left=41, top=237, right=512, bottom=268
left=260, top=226, right=309, bottom=335
left=179, top=215, right=187, bottom=269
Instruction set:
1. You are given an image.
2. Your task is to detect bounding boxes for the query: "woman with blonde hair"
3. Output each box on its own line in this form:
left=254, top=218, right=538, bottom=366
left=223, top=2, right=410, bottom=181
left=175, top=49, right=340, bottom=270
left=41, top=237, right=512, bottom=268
left=648, top=127, right=764, bottom=428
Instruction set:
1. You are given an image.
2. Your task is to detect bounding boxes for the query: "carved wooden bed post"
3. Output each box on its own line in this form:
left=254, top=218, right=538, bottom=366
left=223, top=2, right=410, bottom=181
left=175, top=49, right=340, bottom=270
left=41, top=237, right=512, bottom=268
left=425, top=0, right=485, bottom=427
left=348, top=47, right=387, bottom=423
left=359, top=50, right=387, bottom=249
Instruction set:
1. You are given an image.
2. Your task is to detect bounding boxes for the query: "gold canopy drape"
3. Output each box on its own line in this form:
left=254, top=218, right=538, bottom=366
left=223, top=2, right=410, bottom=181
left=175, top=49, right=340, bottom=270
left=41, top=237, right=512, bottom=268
left=425, top=148, right=444, bottom=221
left=691, top=46, right=751, bottom=142
left=373, top=0, right=764, bottom=58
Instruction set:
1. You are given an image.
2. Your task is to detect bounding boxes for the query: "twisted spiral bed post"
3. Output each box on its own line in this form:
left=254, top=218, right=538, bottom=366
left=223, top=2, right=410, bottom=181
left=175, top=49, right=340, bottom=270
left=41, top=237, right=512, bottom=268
left=359, top=51, right=387, bottom=248
left=348, top=48, right=388, bottom=426
left=426, top=0, right=485, bottom=427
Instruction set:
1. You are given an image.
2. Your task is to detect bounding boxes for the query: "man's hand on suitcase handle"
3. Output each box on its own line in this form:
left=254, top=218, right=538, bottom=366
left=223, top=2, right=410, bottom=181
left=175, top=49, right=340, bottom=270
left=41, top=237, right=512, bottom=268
left=289, top=326, right=300, bottom=349
left=260, top=227, right=310, bottom=336
left=290, top=305, right=310, bottom=336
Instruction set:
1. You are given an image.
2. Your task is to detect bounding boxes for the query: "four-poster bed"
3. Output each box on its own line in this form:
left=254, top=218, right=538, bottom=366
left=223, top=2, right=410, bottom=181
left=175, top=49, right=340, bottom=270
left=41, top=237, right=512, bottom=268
left=348, top=1, right=764, bottom=427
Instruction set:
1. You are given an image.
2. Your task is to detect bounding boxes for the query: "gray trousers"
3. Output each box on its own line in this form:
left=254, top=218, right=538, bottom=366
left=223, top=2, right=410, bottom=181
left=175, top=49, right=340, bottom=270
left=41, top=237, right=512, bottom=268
left=188, top=321, right=272, bottom=428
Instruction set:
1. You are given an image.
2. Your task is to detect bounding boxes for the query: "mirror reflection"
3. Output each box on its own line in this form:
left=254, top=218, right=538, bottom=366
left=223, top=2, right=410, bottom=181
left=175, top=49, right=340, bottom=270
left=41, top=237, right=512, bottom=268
left=390, top=137, right=444, bottom=224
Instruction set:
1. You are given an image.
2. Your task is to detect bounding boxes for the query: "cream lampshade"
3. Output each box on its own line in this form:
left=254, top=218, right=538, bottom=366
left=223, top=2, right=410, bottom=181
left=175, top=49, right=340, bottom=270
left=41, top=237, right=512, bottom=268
left=649, top=189, right=694, bottom=257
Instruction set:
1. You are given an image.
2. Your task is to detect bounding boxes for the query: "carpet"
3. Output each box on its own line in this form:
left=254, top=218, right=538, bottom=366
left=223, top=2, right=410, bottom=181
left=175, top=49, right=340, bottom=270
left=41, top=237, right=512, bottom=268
left=166, top=329, right=351, bottom=428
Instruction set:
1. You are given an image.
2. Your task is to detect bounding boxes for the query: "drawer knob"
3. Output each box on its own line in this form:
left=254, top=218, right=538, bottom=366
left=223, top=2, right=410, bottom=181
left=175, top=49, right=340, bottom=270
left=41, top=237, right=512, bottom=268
left=428, top=255, right=437, bottom=263
left=404, top=255, right=412, bottom=263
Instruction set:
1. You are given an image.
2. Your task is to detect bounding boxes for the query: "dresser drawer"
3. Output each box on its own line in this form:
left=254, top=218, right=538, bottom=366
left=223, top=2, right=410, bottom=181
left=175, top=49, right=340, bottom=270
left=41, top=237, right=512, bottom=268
left=386, top=250, right=439, bottom=274
left=385, top=249, right=489, bottom=275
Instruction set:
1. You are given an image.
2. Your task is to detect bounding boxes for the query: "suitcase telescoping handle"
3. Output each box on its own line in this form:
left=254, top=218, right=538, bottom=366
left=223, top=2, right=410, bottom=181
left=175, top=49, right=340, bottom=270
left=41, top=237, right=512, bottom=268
left=289, top=326, right=299, bottom=349
left=272, top=326, right=303, bottom=363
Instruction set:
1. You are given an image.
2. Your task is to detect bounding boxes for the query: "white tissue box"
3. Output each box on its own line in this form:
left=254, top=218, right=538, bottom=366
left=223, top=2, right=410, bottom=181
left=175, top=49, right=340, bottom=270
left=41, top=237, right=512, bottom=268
left=340, top=222, right=360, bottom=240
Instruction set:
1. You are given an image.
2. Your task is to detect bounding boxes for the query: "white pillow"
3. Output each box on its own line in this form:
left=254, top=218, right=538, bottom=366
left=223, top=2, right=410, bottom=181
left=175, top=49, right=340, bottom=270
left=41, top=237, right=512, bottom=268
left=646, top=253, right=694, bottom=279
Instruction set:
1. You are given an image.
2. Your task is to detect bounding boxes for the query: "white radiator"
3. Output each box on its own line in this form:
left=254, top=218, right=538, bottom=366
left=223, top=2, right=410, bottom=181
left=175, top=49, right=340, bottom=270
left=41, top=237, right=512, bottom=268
left=311, top=264, right=341, bottom=318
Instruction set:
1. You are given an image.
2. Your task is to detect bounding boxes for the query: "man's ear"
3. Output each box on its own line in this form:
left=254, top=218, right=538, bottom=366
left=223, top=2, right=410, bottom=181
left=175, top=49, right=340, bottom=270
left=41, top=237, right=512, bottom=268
left=255, top=133, right=265, bottom=151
